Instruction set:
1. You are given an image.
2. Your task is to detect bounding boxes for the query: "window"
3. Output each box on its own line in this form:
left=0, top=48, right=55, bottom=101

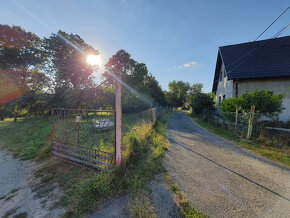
left=219, top=70, right=223, bottom=81
left=218, top=96, right=221, bottom=103
left=235, top=82, right=238, bottom=97
left=223, top=95, right=226, bottom=100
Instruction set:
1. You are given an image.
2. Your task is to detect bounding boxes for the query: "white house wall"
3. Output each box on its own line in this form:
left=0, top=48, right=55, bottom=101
left=215, top=63, right=233, bottom=106
left=238, top=78, right=290, bottom=121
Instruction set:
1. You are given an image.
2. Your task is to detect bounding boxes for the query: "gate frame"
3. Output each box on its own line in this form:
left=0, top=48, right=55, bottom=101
left=51, top=108, right=116, bottom=170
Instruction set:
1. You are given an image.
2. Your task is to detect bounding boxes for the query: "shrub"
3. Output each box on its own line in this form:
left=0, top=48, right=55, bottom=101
left=219, top=90, right=284, bottom=118
left=190, top=93, right=215, bottom=115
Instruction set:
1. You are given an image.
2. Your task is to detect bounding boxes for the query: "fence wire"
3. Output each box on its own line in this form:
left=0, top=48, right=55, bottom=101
left=200, top=110, right=290, bottom=147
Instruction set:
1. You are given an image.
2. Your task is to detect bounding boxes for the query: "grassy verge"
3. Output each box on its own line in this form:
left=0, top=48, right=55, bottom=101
left=0, top=116, right=51, bottom=160
left=0, top=112, right=174, bottom=217
left=164, top=175, right=207, bottom=218
left=190, top=116, right=290, bottom=167
left=0, top=111, right=205, bottom=217
left=55, top=111, right=174, bottom=217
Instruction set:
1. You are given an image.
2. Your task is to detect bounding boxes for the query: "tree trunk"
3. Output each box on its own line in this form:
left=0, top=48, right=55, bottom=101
left=13, top=111, right=18, bottom=123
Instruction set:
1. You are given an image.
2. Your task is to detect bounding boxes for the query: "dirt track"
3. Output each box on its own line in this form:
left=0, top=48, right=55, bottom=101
left=0, top=147, right=62, bottom=218
left=164, top=112, right=290, bottom=217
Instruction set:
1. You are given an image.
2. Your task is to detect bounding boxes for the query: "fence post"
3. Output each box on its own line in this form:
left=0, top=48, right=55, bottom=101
left=77, top=110, right=80, bottom=146
left=51, top=108, right=54, bottom=157
left=247, top=106, right=255, bottom=139
left=115, top=73, right=122, bottom=166
left=235, top=108, right=238, bottom=131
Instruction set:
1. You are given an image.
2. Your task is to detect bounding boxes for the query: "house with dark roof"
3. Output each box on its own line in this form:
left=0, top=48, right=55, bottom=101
left=212, top=36, right=290, bottom=121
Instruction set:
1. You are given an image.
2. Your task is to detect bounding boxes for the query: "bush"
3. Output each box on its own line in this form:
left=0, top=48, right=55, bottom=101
left=219, top=90, right=284, bottom=118
left=190, top=93, right=215, bottom=115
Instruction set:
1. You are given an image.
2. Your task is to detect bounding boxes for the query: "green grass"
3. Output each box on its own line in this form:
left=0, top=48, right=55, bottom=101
left=0, top=111, right=202, bottom=217
left=9, top=111, right=173, bottom=217
left=0, top=116, right=51, bottom=160
left=191, top=116, right=290, bottom=167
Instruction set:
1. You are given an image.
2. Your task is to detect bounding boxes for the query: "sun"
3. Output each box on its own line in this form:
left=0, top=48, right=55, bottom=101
left=86, top=54, right=101, bottom=66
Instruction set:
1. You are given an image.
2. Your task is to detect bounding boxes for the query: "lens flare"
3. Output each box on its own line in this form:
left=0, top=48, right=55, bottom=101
left=86, top=55, right=101, bottom=66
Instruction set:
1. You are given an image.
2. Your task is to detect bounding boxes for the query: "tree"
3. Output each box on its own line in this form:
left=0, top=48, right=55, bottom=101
left=167, top=80, right=190, bottom=107
left=44, top=30, right=98, bottom=90
left=104, top=49, right=135, bottom=83
left=0, top=25, right=47, bottom=121
left=219, top=90, right=284, bottom=118
left=186, top=83, right=203, bottom=106
left=190, top=93, right=215, bottom=115
left=105, top=50, right=166, bottom=112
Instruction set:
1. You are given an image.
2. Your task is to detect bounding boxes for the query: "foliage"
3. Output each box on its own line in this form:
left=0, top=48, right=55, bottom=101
left=190, top=93, right=215, bottom=115
left=105, top=50, right=166, bottom=112
left=1, top=25, right=167, bottom=119
left=186, top=83, right=203, bottom=106
left=44, top=30, right=98, bottom=89
left=219, top=97, right=242, bottom=113
left=0, top=25, right=49, bottom=120
left=166, top=80, right=190, bottom=107
left=59, top=111, right=172, bottom=216
left=219, top=90, right=284, bottom=118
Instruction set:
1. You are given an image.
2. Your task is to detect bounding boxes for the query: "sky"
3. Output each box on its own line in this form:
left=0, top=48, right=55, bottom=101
left=1, top=0, right=289, bottom=92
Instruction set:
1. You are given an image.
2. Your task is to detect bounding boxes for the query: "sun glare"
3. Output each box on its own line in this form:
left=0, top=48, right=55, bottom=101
left=86, top=54, right=101, bottom=66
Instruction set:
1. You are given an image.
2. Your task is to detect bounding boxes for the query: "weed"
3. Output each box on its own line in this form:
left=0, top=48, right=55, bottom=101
left=41, top=175, right=54, bottom=183
left=128, top=192, right=156, bottom=218
left=164, top=174, right=207, bottom=218
left=9, top=188, right=20, bottom=194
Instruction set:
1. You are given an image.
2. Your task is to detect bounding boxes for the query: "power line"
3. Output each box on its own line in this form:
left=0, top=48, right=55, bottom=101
left=227, top=24, right=290, bottom=74
left=272, top=24, right=290, bottom=38
left=254, top=6, right=290, bottom=41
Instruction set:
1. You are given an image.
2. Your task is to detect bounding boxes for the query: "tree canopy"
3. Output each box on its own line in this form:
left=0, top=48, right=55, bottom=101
left=0, top=25, right=168, bottom=120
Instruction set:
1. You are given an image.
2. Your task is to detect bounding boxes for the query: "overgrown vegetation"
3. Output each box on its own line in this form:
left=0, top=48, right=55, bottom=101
left=190, top=116, right=290, bottom=167
left=164, top=175, right=207, bottom=218
left=0, top=111, right=176, bottom=217
left=54, top=112, right=173, bottom=216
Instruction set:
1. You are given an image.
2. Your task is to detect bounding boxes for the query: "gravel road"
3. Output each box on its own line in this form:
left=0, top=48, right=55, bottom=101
left=164, top=112, right=290, bottom=217
left=0, top=146, right=62, bottom=218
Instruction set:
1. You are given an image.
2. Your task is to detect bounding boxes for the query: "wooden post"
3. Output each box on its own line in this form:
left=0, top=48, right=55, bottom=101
left=51, top=108, right=55, bottom=157
left=115, top=73, right=122, bottom=166
left=247, top=106, right=255, bottom=139
left=235, top=108, right=238, bottom=131
left=77, top=110, right=80, bottom=146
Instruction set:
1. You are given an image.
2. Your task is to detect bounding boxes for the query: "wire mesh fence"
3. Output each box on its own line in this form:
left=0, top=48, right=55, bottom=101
left=51, top=108, right=115, bottom=170
left=51, top=107, right=167, bottom=170
left=199, top=110, right=290, bottom=148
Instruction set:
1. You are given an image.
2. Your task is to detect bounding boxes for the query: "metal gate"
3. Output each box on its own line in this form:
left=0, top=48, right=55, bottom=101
left=51, top=108, right=115, bottom=170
